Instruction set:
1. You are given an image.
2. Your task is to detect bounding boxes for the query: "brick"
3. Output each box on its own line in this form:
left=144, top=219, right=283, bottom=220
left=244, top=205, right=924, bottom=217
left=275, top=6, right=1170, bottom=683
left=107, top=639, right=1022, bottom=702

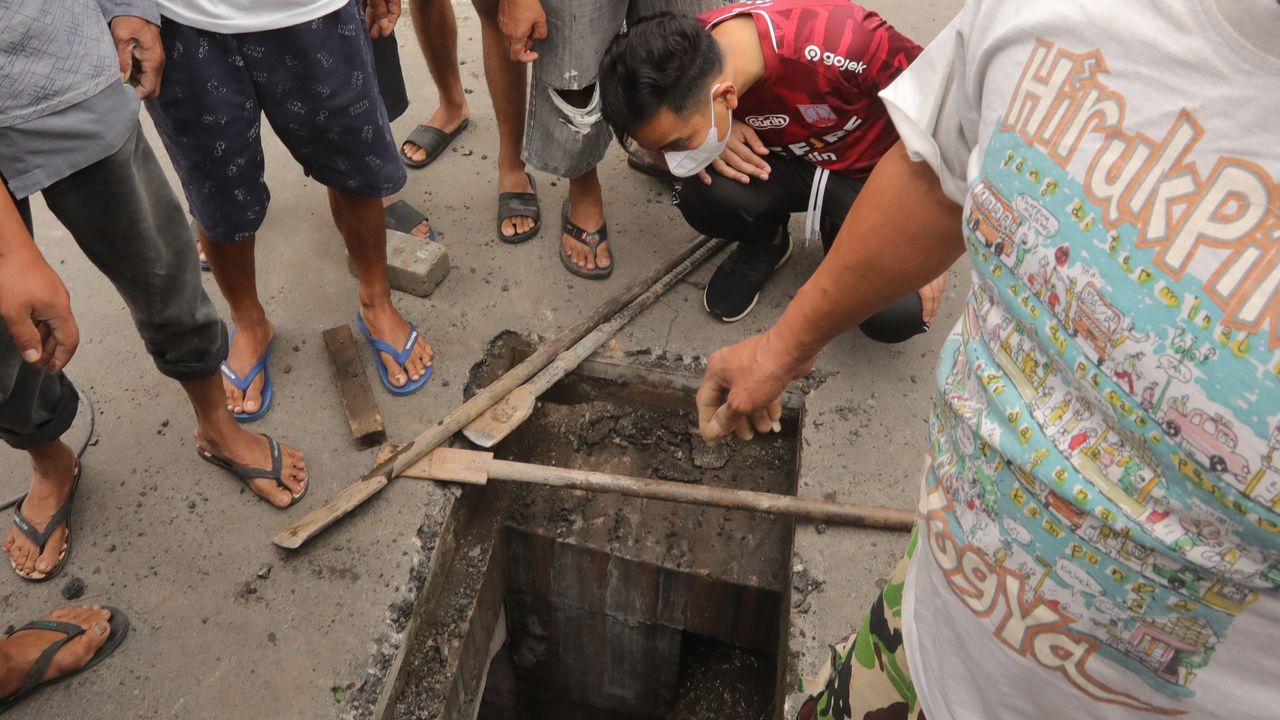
left=348, top=228, right=450, bottom=298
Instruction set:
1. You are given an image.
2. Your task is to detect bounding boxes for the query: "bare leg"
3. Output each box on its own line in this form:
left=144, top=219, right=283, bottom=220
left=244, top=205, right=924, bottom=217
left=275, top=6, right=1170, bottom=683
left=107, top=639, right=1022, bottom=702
left=473, top=0, right=537, bottom=238
left=328, top=189, right=434, bottom=387
left=199, top=229, right=273, bottom=417
left=402, top=0, right=470, bottom=164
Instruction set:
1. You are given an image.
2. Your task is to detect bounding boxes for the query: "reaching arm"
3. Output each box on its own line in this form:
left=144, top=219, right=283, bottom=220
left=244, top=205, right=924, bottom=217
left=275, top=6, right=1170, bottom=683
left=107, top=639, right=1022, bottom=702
left=0, top=193, right=79, bottom=374
left=696, top=140, right=965, bottom=440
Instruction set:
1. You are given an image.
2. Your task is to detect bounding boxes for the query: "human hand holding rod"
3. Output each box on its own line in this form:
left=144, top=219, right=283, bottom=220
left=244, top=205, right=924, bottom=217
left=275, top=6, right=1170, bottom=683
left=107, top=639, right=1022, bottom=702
left=696, top=142, right=964, bottom=441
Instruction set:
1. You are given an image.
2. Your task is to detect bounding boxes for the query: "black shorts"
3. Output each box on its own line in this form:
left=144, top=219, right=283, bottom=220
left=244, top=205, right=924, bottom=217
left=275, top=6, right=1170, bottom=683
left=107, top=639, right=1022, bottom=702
left=146, top=0, right=407, bottom=243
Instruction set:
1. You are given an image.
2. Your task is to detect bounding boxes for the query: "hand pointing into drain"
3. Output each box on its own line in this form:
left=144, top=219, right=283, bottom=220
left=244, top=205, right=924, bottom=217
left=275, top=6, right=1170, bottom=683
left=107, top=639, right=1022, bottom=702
left=696, top=332, right=804, bottom=443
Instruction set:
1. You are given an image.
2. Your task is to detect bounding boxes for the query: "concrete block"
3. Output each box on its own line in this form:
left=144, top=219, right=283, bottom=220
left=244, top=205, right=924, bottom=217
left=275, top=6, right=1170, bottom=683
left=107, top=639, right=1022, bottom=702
left=348, top=228, right=450, bottom=297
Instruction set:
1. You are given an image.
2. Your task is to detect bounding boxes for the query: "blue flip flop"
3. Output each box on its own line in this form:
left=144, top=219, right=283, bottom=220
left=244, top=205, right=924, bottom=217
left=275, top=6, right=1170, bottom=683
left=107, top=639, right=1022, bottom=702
left=221, top=333, right=273, bottom=423
left=355, top=312, right=432, bottom=396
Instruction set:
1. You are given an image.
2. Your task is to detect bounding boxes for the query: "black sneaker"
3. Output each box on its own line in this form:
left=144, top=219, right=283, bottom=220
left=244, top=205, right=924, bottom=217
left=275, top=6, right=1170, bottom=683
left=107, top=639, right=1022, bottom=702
left=704, top=229, right=794, bottom=322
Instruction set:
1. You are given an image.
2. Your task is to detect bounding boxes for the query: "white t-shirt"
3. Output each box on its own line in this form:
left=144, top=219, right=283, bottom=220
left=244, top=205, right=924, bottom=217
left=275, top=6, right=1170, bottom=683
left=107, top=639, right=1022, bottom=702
left=880, top=1, right=1280, bottom=718
left=156, top=0, right=348, bottom=33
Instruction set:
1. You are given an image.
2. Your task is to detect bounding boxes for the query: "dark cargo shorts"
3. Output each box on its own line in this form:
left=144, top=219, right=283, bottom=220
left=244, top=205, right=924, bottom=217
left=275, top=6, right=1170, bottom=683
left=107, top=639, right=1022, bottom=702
left=146, top=0, right=406, bottom=243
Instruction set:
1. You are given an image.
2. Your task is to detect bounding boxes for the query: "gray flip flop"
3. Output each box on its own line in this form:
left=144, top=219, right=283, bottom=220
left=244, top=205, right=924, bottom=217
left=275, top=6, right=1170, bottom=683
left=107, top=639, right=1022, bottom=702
left=497, top=173, right=541, bottom=244
left=0, top=607, right=130, bottom=714
left=560, top=200, right=613, bottom=280
left=8, top=462, right=80, bottom=583
left=197, top=434, right=306, bottom=509
left=400, top=119, right=470, bottom=169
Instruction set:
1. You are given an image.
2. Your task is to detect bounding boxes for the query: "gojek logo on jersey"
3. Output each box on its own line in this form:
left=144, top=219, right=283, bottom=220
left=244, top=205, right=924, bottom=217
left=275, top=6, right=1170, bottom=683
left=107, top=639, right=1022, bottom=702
left=803, top=45, right=867, bottom=73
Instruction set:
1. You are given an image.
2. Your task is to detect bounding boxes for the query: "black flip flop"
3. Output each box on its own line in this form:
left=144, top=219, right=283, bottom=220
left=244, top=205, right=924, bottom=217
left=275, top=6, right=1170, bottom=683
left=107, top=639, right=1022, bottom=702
left=9, top=462, right=81, bottom=583
left=559, top=200, right=613, bottom=280
left=384, top=199, right=437, bottom=241
left=197, top=434, right=306, bottom=509
left=0, top=607, right=130, bottom=714
left=497, top=173, right=541, bottom=244
left=400, top=119, right=470, bottom=169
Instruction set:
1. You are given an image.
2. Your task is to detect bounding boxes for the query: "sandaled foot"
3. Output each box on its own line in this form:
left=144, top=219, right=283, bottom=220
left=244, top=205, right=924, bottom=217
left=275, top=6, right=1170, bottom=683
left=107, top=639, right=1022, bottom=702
left=196, top=428, right=308, bottom=509
left=560, top=200, right=612, bottom=279
left=498, top=171, right=540, bottom=243
left=356, top=303, right=434, bottom=393
left=400, top=108, right=470, bottom=168
left=223, top=319, right=274, bottom=419
left=3, top=443, right=78, bottom=581
left=383, top=197, right=434, bottom=239
left=0, top=606, right=119, bottom=708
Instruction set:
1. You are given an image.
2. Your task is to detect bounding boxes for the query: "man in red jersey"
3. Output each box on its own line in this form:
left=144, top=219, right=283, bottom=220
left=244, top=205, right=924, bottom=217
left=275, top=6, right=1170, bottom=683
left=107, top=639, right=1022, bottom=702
left=601, top=1, right=945, bottom=334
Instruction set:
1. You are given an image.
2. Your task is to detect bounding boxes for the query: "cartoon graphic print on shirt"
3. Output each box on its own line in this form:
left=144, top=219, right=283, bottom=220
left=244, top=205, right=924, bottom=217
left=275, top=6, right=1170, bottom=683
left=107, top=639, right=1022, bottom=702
left=923, top=38, right=1280, bottom=713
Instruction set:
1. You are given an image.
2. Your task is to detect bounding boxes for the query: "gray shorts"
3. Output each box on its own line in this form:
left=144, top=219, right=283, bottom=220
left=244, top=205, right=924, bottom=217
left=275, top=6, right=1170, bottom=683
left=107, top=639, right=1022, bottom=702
left=523, top=0, right=720, bottom=178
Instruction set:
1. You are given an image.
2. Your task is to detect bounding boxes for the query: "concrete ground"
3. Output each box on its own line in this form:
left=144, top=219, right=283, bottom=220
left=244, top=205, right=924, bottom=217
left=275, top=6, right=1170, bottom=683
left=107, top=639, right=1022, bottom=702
left=2, top=1, right=963, bottom=717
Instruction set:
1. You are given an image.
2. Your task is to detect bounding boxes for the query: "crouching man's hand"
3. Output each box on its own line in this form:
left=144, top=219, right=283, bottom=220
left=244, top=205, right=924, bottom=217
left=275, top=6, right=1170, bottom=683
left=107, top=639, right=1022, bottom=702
left=696, top=330, right=814, bottom=442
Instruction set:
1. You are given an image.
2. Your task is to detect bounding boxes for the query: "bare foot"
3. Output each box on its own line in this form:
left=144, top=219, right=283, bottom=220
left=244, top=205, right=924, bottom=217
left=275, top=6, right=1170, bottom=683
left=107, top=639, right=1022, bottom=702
left=919, top=274, right=948, bottom=325
left=2, top=442, right=77, bottom=579
left=498, top=169, right=537, bottom=240
left=562, top=200, right=610, bottom=271
left=359, top=301, right=433, bottom=389
left=0, top=606, right=113, bottom=700
left=223, top=318, right=273, bottom=417
left=195, top=425, right=307, bottom=509
left=401, top=105, right=469, bottom=165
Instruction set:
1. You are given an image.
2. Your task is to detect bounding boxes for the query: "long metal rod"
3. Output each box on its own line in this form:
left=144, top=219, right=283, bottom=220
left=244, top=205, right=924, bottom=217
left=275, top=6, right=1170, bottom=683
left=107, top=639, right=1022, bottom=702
left=275, top=235, right=725, bottom=549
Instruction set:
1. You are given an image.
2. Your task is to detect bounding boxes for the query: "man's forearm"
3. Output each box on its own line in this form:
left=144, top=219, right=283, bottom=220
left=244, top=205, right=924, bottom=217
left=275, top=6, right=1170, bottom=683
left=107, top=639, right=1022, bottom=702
left=769, top=142, right=965, bottom=366
left=0, top=191, right=39, bottom=261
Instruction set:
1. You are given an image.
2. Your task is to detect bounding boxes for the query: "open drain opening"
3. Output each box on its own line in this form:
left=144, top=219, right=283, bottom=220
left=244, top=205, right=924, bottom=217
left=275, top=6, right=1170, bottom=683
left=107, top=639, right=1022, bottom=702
left=386, top=334, right=804, bottom=720
left=478, top=526, right=782, bottom=720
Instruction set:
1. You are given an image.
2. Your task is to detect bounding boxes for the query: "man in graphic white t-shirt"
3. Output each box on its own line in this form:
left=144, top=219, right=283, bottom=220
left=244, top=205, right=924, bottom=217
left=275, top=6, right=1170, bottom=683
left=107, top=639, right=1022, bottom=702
left=692, top=1, right=1280, bottom=717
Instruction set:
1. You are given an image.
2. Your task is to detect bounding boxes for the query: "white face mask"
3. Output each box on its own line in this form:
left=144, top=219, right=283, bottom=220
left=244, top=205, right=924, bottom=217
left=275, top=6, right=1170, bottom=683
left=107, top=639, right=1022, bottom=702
left=664, top=83, right=731, bottom=178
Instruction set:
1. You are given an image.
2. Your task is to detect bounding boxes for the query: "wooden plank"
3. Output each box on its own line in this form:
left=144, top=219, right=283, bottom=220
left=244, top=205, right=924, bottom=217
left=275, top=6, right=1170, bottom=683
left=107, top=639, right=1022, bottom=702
left=323, top=324, right=387, bottom=449
left=375, top=444, right=491, bottom=485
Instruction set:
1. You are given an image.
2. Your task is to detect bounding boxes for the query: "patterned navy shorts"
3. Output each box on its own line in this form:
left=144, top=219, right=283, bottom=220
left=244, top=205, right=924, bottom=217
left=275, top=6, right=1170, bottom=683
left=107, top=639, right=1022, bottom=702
left=146, top=0, right=407, bottom=243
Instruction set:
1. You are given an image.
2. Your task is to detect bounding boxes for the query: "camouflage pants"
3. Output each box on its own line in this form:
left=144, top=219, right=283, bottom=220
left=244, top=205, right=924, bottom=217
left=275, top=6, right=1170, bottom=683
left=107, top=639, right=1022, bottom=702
left=796, top=530, right=925, bottom=720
